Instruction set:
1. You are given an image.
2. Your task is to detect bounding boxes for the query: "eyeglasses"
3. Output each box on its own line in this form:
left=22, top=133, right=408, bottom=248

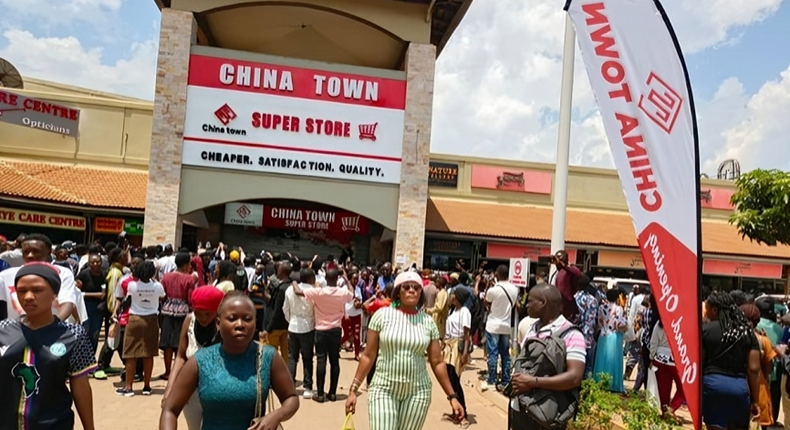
left=401, top=283, right=422, bottom=292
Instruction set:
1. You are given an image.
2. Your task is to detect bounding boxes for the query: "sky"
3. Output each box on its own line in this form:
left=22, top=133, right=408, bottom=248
left=0, top=0, right=788, bottom=174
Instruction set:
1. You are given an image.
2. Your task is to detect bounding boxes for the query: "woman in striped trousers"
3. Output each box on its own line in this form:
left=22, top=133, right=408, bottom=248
left=345, top=271, right=465, bottom=430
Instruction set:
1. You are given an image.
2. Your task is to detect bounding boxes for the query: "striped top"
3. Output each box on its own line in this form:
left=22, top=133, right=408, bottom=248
left=369, top=306, right=440, bottom=386
left=521, top=315, right=587, bottom=363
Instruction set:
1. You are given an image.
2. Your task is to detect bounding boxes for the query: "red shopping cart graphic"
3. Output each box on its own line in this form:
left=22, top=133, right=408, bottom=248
left=358, top=123, right=378, bottom=141
left=341, top=215, right=362, bottom=232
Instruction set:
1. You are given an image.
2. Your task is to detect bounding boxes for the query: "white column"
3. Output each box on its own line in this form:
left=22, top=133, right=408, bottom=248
left=549, top=15, right=576, bottom=279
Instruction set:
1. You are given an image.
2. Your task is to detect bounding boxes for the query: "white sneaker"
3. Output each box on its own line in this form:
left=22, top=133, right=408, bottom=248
left=302, top=389, right=313, bottom=399
left=480, top=382, right=491, bottom=392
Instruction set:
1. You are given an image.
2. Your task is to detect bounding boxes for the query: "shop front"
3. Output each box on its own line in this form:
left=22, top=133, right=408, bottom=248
left=593, top=249, right=649, bottom=280
left=484, top=242, right=579, bottom=277
left=423, top=237, right=473, bottom=271
left=203, top=200, right=378, bottom=263
left=702, top=258, right=787, bottom=294
left=145, top=41, right=435, bottom=266
left=0, top=206, right=87, bottom=244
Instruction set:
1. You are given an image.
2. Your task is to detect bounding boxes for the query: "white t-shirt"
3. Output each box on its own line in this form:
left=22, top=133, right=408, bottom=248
left=344, top=286, right=364, bottom=318
left=158, top=256, right=177, bottom=276
left=445, top=306, right=472, bottom=340
left=484, top=281, right=519, bottom=335
left=0, top=264, right=79, bottom=321
left=126, top=279, right=165, bottom=316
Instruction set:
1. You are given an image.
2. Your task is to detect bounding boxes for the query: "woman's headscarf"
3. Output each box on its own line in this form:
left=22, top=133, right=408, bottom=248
left=452, top=285, right=472, bottom=309
left=15, top=262, right=61, bottom=294
left=191, top=286, right=224, bottom=312
left=739, top=303, right=761, bottom=328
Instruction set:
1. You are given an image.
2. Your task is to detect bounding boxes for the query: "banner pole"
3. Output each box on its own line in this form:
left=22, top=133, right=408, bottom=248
left=550, top=15, right=576, bottom=278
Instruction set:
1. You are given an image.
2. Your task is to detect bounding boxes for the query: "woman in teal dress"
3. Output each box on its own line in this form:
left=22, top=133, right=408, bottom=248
left=160, top=291, right=299, bottom=430
left=592, top=288, right=627, bottom=393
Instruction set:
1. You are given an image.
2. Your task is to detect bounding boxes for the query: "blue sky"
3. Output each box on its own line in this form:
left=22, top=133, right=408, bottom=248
left=1, top=0, right=788, bottom=172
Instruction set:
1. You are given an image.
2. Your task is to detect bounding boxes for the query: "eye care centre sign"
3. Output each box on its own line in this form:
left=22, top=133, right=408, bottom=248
left=181, top=49, right=407, bottom=185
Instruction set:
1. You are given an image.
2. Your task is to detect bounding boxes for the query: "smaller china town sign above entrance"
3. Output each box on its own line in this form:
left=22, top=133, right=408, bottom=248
left=181, top=49, right=406, bottom=185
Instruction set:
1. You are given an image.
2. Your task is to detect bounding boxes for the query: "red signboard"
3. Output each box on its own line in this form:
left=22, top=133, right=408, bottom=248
left=94, top=217, right=125, bottom=234
left=487, top=243, right=577, bottom=263
left=263, top=206, right=368, bottom=236
left=470, top=165, right=552, bottom=195
left=703, top=259, right=783, bottom=279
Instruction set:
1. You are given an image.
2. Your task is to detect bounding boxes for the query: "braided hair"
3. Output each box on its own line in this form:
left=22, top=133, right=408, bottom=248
left=706, top=290, right=751, bottom=344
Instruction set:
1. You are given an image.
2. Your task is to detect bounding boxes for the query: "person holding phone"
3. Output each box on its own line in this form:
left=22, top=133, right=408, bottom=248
left=549, top=251, right=582, bottom=321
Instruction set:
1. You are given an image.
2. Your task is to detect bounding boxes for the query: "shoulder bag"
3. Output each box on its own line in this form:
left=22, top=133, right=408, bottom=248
left=250, top=343, right=284, bottom=430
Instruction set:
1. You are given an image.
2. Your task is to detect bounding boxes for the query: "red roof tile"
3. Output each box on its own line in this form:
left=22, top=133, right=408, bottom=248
left=0, top=159, right=147, bottom=210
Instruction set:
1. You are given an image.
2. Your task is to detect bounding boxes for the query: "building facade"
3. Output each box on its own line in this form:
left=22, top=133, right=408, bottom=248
left=143, top=0, right=472, bottom=267
left=0, top=1, right=788, bottom=294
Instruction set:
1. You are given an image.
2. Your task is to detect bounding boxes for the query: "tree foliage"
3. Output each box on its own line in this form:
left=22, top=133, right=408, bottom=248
left=729, top=169, right=790, bottom=247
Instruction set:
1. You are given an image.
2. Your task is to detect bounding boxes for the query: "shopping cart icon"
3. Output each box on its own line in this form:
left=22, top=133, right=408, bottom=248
left=341, top=215, right=361, bottom=232
left=358, top=123, right=378, bottom=141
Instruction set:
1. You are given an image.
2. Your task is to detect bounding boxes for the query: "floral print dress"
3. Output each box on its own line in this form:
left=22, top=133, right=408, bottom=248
left=598, top=302, right=626, bottom=337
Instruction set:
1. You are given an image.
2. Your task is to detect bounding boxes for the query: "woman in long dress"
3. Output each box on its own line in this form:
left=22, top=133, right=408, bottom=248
left=592, top=288, right=627, bottom=392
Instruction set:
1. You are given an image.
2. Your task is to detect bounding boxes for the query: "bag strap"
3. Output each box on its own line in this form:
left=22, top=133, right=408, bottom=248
left=254, top=342, right=263, bottom=419
left=496, top=284, right=517, bottom=327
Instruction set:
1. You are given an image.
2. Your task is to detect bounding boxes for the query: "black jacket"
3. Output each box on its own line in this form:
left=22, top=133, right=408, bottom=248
left=264, top=279, right=291, bottom=332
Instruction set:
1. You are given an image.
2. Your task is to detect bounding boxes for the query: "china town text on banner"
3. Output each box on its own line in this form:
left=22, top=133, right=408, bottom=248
left=181, top=52, right=406, bottom=185
left=567, top=0, right=702, bottom=428
left=263, top=206, right=369, bottom=236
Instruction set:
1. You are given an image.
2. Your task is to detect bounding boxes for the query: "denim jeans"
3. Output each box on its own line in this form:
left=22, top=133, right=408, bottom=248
left=486, top=331, right=511, bottom=385
left=84, top=302, right=103, bottom=355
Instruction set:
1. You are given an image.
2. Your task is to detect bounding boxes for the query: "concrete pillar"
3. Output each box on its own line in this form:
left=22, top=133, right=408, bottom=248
left=142, top=9, right=196, bottom=247
left=393, top=43, right=436, bottom=269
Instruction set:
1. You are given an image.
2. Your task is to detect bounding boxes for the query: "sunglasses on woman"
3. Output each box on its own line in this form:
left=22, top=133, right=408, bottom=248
left=401, top=283, right=422, bottom=292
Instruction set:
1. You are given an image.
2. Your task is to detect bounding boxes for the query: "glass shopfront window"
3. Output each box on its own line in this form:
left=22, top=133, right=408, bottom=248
left=423, top=238, right=473, bottom=272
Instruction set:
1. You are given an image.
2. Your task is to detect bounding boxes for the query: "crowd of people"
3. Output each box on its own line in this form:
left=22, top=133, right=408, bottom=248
left=3, top=232, right=790, bottom=430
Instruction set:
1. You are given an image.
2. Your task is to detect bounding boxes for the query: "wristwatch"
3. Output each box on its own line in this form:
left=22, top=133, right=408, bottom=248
left=447, top=393, right=459, bottom=401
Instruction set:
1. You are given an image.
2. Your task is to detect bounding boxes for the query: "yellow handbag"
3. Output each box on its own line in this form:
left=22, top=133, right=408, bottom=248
left=341, top=413, right=355, bottom=430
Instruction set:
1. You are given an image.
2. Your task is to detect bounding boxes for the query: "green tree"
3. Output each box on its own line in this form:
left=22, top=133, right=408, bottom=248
left=728, top=169, right=790, bottom=246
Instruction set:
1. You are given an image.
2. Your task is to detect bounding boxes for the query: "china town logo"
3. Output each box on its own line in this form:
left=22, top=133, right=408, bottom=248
left=214, top=103, right=237, bottom=126
left=341, top=215, right=361, bottom=232
left=358, top=122, right=378, bottom=141
left=203, top=103, right=247, bottom=136
left=236, top=204, right=252, bottom=219
left=638, top=72, right=683, bottom=135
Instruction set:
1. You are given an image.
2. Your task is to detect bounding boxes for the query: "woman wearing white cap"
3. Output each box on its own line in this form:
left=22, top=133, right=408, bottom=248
left=344, top=271, right=465, bottom=430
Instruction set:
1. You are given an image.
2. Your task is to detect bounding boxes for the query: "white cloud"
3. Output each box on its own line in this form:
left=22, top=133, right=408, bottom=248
left=707, top=66, right=790, bottom=172
left=432, top=0, right=789, bottom=170
left=0, top=29, right=158, bottom=100
left=0, top=0, right=121, bottom=25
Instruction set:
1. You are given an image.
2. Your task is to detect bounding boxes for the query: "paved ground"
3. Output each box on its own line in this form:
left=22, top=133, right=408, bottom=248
left=75, top=346, right=509, bottom=430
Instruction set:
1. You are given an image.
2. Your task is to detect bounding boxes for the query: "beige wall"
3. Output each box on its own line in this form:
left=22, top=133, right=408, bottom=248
left=0, top=78, right=153, bottom=168
left=428, top=153, right=737, bottom=220
left=171, top=0, right=431, bottom=44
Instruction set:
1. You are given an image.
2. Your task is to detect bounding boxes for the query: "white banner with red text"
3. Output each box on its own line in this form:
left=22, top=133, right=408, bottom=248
left=182, top=53, right=406, bottom=185
left=567, top=1, right=702, bottom=428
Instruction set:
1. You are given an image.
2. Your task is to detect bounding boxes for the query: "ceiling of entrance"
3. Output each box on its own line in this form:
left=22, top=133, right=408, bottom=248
left=200, top=4, right=406, bottom=70
left=154, top=0, right=473, bottom=65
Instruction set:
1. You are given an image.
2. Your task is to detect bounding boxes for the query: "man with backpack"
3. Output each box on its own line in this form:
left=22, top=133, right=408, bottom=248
left=509, top=284, right=586, bottom=430
left=483, top=265, right=519, bottom=392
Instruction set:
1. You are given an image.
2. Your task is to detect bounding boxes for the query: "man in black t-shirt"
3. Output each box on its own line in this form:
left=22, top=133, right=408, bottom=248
left=75, top=255, right=107, bottom=354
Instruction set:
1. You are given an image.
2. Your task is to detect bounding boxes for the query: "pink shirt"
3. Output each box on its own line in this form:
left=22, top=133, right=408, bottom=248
left=303, top=287, right=353, bottom=331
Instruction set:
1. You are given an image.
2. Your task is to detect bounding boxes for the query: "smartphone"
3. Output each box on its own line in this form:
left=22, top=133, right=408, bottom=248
left=503, top=382, right=514, bottom=397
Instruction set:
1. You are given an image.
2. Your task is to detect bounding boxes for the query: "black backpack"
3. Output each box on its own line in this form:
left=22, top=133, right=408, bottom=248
left=511, top=325, right=581, bottom=430
left=470, top=293, right=486, bottom=330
